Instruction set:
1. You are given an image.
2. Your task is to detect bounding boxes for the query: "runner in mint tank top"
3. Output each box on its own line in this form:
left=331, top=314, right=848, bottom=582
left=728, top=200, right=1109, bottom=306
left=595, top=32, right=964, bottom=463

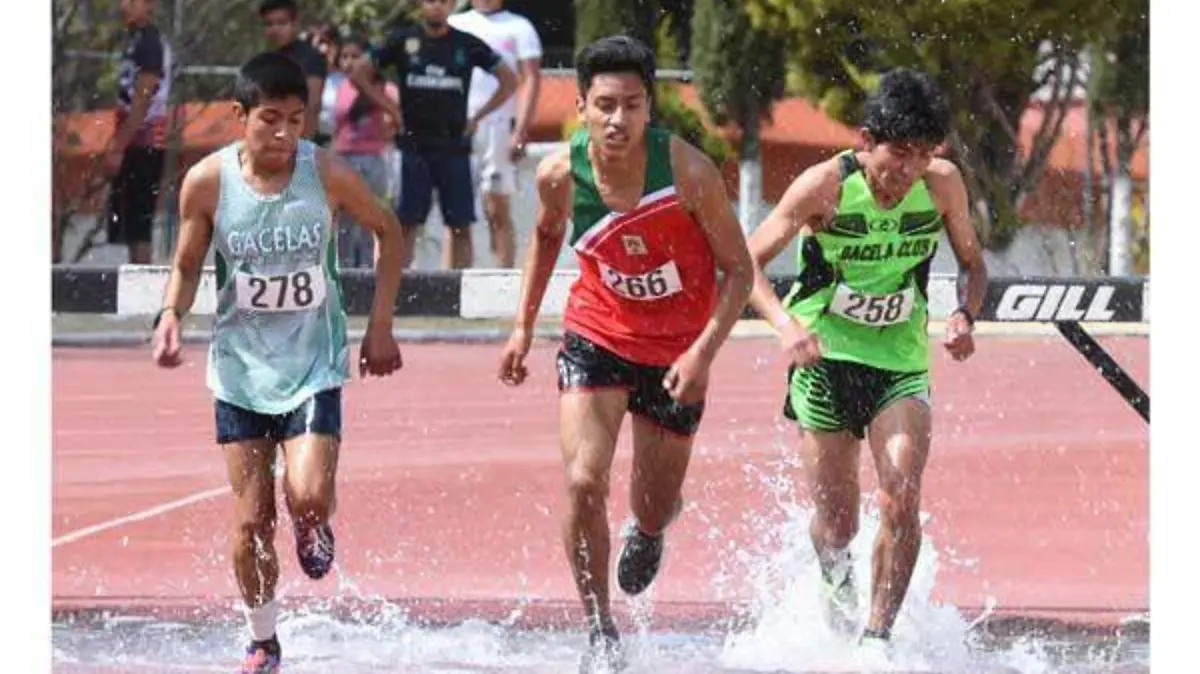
left=745, top=68, right=989, bottom=659
left=149, top=52, right=406, bottom=674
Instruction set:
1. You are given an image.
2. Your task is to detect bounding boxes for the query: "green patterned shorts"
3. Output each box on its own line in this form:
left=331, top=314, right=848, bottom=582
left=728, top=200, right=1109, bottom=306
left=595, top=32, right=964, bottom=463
left=783, top=358, right=930, bottom=440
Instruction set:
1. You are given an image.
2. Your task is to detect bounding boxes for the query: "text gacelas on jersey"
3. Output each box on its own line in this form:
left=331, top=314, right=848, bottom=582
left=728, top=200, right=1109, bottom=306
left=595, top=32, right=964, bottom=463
left=227, top=223, right=324, bottom=258
left=839, top=238, right=933, bottom=263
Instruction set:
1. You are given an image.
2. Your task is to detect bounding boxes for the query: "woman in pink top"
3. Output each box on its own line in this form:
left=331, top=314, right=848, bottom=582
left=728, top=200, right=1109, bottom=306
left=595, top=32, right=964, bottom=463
left=333, top=34, right=399, bottom=268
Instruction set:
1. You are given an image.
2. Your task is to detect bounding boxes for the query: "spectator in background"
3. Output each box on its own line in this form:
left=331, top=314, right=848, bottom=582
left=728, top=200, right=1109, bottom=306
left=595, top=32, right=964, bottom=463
left=258, top=0, right=325, bottom=139
left=333, top=35, right=400, bottom=268
left=349, top=0, right=518, bottom=270
left=449, top=0, right=543, bottom=269
left=309, top=24, right=344, bottom=147
left=105, top=0, right=173, bottom=264
left=309, top=24, right=343, bottom=73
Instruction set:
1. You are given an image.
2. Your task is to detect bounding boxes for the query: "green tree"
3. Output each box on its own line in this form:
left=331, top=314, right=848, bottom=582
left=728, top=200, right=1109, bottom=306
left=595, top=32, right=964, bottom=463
left=743, top=0, right=1114, bottom=250
left=574, top=0, right=659, bottom=52
left=691, top=0, right=786, bottom=230
left=571, top=0, right=731, bottom=165
left=1082, top=0, right=1149, bottom=276
left=326, top=0, right=420, bottom=36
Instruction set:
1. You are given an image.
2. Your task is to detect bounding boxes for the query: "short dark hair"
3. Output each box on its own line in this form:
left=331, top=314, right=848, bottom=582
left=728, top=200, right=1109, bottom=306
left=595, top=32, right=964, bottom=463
left=234, top=52, right=309, bottom=111
left=862, top=68, right=951, bottom=146
left=575, top=35, right=656, bottom=99
left=258, top=0, right=297, bottom=19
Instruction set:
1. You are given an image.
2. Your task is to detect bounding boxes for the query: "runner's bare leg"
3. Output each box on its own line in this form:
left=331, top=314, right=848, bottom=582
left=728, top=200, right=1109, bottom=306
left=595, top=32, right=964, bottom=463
left=865, top=397, right=932, bottom=635
left=559, top=388, right=628, bottom=634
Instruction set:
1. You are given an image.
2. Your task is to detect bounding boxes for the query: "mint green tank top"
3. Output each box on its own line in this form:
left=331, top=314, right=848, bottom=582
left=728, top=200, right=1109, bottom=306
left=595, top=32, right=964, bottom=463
left=205, top=140, right=349, bottom=415
left=783, top=151, right=944, bottom=373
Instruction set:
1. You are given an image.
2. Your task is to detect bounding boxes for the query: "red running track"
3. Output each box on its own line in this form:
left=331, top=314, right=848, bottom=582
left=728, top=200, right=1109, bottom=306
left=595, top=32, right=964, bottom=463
left=52, top=336, right=1148, bottom=630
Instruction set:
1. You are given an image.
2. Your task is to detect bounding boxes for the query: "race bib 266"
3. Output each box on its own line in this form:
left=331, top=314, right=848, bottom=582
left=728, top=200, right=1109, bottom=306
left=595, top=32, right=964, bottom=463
left=828, top=283, right=915, bottom=327
left=599, top=260, right=683, bottom=301
left=235, top=266, right=326, bottom=313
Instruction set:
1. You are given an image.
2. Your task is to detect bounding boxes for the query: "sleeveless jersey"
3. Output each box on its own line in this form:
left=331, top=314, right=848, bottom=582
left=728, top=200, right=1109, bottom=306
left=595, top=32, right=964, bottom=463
left=562, top=127, right=718, bottom=367
left=205, top=140, right=350, bottom=415
left=783, top=151, right=943, bottom=373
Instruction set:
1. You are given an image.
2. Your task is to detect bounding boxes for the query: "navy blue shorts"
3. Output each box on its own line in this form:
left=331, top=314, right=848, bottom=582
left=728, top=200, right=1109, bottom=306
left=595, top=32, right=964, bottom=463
left=215, top=388, right=342, bottom=445
left=398, top=148, right=475, bottom=228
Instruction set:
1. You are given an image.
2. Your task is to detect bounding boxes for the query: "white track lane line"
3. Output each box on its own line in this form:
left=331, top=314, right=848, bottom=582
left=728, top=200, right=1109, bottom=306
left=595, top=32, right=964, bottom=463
left=52, top=486, right=229, bottom=548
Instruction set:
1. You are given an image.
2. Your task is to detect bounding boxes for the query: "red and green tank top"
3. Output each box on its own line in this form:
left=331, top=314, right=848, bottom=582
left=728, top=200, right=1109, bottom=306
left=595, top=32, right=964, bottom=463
left=562, top=126, right=718, bottom=367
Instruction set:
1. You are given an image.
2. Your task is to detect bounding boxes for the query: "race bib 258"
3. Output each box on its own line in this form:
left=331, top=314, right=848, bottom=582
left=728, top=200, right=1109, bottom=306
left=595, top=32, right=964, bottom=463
left=235, top=266, right=327, bottom=313
left=828, top=283, right=915, bottom=327
left=599, top=260, right=683, bottom=301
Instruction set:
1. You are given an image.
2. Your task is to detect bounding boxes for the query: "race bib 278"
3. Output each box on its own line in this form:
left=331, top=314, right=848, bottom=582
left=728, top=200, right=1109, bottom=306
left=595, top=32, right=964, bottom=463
left=235, top=266, right=327, bottom=313
left=599, top=260, right=684, bottom=301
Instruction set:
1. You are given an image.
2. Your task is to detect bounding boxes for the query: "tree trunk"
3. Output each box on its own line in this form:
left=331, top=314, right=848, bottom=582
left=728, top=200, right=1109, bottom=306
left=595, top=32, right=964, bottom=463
left=738, top=104, right=762, bottom=235
left=1107, top=118, right=1135, bottom=276
left=958, top=80, right=1026, bottom=250
left=1073, top=105, right=1109, bottom=277
left=1074, top=103, right=1092, bottom=276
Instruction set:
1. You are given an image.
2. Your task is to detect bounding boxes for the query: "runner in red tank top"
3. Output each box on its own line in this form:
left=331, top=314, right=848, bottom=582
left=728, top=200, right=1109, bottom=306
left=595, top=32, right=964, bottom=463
left=560, top=122, right=719, bottom=366
left=498, top=36, right=755, bottom=671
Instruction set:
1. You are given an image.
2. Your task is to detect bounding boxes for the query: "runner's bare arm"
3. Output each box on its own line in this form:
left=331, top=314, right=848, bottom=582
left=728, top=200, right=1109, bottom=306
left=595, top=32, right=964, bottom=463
left=673, top=138, right=755, bottom=362
left=160, top=155, right=219, bottom=316
left=927, top=159, right=987, bottom=319
left=745, top=160, right=841, bottom=328
left=513, top=148, right=572, bottom=331
left=319, top=150, right=404, bottom=329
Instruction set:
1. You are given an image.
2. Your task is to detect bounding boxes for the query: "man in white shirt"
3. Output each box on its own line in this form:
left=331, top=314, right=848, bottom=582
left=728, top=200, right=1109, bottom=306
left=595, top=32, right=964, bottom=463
left=448, top=0, right=543, bottom=268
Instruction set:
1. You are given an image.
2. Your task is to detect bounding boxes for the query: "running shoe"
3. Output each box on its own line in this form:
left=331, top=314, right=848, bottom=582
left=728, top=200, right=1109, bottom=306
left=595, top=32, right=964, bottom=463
left=238, top=637, right=281, bottom=674
left=820, top=556, right=859, bottom=637
left=856, top=629, right=894, bottom=666
left=294, top=521, right=336, bottom=580
left=616, top=496, right=683, bottom=596
left=578, top=627, right=627, bottom=673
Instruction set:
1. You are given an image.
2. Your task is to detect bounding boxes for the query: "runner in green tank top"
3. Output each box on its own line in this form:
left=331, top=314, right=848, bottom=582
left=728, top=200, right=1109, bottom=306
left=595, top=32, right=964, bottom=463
left=746, top=68, right=989, bottom=658
left=149, top=53, right=406, bottom=674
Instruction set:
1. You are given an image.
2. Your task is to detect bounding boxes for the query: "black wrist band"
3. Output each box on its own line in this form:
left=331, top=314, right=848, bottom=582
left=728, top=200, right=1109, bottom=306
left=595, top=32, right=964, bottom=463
left=152, top=306, right=178, bottom=329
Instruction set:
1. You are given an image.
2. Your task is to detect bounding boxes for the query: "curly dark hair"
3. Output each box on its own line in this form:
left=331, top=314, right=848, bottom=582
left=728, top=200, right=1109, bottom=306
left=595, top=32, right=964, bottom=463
left=862, top=67, right=951, bottom=146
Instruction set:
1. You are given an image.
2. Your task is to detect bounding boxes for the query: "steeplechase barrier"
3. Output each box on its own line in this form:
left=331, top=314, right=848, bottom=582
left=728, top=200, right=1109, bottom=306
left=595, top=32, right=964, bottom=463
left=51, top=266, right=1149, bottom=422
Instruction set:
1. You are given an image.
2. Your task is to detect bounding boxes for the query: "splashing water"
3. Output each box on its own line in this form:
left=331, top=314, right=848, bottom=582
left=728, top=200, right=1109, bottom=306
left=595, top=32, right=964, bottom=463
left=52, top=434, right=1146, bottom=673
left=51, top=530, right=1147, bottom=674
left=701, top=437, right=1144, bottom=673
left=715, top=499, right=1004, bottom=673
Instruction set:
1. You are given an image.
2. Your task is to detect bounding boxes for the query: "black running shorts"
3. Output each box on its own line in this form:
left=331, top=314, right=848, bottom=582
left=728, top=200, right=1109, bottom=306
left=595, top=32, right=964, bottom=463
left=556, top=331, right=705, bottom=437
